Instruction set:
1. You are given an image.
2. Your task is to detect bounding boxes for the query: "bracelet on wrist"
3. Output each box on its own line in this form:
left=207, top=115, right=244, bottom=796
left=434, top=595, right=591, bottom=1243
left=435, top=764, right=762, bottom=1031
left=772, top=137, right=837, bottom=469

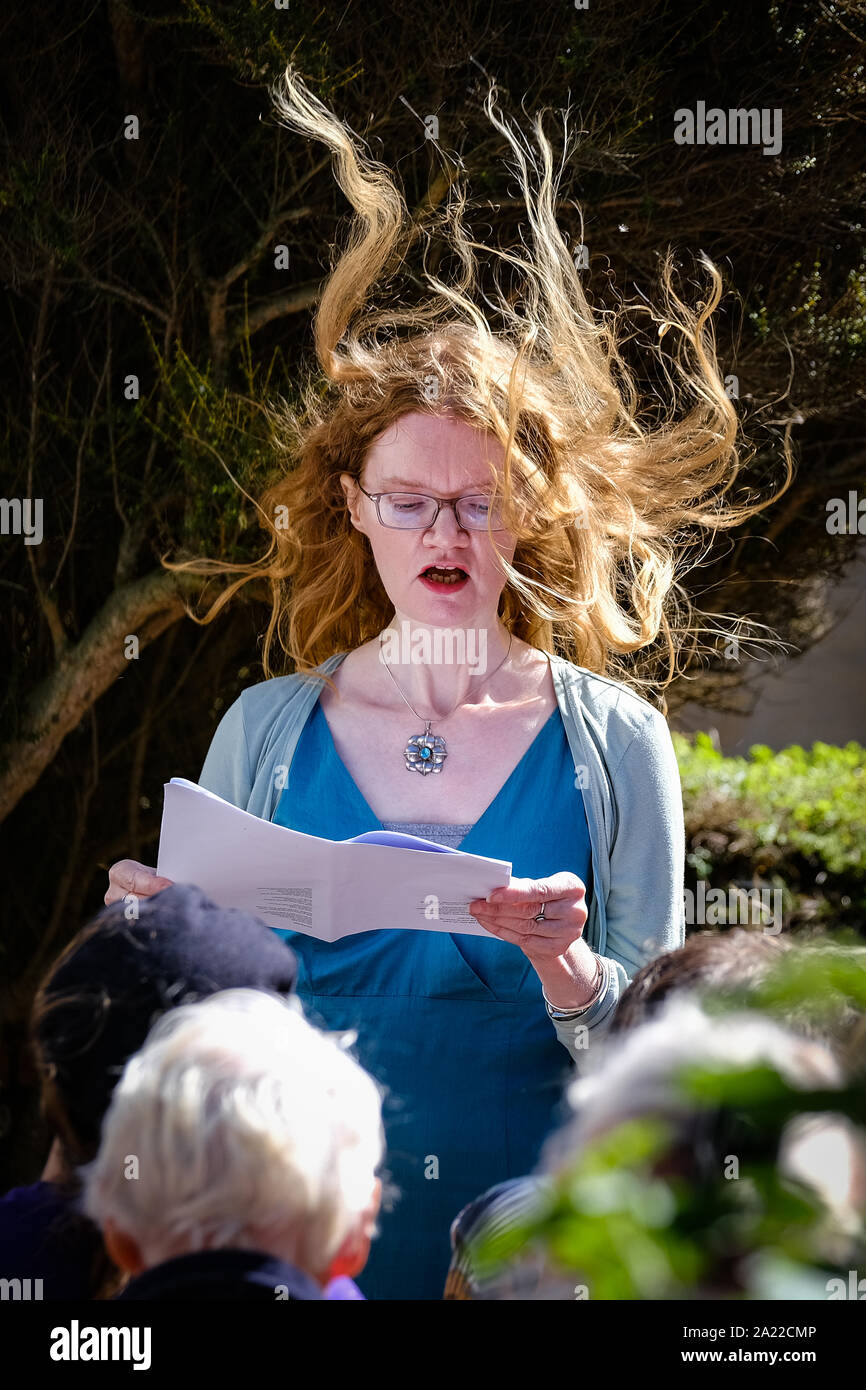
left=543, top=953, right=606, bottom=1021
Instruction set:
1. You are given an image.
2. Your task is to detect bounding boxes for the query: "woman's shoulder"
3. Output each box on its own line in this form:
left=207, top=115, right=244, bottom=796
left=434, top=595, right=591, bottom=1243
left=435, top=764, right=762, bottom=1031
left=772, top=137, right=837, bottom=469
left=202, top=655, right=349, bottom=804
left=547, top=653, right=681, bottom=803
left=236, top=653, right=348, bottom=723
left=547, top=651, right=667, bottom=737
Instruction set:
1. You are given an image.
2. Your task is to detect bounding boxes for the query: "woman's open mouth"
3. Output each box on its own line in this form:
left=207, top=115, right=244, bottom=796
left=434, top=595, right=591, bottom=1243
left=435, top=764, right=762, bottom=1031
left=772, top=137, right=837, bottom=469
left=418, top=565, right=469, bottom=592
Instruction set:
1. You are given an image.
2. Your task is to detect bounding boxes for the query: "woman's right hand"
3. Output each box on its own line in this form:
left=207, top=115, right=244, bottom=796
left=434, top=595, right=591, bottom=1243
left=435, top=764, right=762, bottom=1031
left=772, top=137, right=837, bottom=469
left=105, top=859, right=174, bottom=907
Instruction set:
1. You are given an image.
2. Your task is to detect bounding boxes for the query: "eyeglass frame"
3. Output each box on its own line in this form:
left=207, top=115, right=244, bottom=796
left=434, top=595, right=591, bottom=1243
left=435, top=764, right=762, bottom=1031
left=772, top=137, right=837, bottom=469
left=355, top=481, right=509, bottom=532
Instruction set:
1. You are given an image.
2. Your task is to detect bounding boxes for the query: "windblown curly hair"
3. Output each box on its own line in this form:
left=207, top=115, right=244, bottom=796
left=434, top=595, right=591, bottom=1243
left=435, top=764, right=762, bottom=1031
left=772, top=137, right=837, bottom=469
left=168, top=66, right=794, bottom=707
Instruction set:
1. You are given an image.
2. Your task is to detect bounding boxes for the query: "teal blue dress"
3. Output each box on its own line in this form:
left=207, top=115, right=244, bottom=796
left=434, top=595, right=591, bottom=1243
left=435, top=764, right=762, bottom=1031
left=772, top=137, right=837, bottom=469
left=272, top=697, right=593, bottom=1300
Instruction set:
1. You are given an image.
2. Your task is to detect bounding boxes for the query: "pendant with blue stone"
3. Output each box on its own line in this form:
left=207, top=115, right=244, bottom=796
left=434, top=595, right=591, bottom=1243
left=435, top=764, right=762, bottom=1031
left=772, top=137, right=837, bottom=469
left=404, top=721, right=447, bottom=774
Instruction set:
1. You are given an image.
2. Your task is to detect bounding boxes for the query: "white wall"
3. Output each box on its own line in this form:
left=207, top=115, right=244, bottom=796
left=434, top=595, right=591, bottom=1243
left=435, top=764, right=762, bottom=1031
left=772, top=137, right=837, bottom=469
left=671, top=557, right=866, bottom=754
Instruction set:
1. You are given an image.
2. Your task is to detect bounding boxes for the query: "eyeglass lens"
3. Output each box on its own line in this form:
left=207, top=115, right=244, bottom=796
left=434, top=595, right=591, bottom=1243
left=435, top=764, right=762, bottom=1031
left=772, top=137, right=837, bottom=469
left=378, top=493, right=503, bottom=529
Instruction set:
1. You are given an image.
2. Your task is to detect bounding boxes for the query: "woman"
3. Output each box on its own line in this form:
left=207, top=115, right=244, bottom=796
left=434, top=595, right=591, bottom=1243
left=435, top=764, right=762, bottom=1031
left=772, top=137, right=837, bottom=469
left=106, top=68, right=792, bottom=1299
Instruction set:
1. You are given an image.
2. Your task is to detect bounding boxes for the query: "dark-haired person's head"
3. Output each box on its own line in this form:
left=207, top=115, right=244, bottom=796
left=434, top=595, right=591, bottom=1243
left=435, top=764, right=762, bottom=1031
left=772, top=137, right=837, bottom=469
left=611, top=928, right=864, bottom=1065
left=447, top=931, right=866, bottom=1299
left=535, top=996, right=858, bottom=1298
left=610, top=928, right=790, bottom=1036
left=31, top=883, right=298, bottom=1170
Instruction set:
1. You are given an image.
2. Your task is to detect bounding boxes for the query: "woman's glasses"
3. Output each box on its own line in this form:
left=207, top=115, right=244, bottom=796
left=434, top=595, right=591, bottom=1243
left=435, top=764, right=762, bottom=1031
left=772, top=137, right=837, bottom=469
left=357, top=482, right=507, bottom=531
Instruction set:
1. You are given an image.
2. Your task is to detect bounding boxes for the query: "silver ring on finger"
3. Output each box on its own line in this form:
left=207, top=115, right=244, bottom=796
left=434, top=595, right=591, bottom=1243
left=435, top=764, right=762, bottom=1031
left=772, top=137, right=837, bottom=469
left=533, top=902, right=547, bottom=922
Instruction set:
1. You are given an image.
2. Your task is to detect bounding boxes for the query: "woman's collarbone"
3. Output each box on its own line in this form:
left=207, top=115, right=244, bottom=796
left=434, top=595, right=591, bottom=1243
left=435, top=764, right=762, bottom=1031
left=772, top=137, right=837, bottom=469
left=321, top=697, right=555, bottom=823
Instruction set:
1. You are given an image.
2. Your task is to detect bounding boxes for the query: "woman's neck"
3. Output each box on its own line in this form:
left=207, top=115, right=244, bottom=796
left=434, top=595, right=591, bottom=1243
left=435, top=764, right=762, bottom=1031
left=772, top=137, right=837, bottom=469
left=374, top=617, right=515, bottom=719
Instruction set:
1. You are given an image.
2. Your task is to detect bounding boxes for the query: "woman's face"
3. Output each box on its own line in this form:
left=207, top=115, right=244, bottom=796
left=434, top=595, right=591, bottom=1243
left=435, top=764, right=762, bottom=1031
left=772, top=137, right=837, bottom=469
left=340, top=411, right=518, bottom=630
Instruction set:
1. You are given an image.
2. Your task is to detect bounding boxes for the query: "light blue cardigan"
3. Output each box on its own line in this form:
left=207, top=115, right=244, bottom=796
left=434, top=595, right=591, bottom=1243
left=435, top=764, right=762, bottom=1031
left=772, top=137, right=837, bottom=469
left=198, top=649, right=686, bottom=1062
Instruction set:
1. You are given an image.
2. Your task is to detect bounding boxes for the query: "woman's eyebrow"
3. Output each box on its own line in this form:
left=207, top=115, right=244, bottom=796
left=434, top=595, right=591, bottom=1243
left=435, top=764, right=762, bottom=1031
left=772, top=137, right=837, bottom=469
left=377, top=476, right=491, bottom=494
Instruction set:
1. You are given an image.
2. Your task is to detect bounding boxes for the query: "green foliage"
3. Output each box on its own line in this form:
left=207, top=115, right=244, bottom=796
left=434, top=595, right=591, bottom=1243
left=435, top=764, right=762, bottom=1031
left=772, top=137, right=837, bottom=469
left=140, top=323, right=290, bottom=560
left=702, top=934, right=866, bottom=1034
left=473, top=947, right=866, bottom=1299
left=748, top=253, right=866, bottom=365
left=175, top=0, right=358, bottom=93
left=482, top=1120, right=707, bottom=1299
left=0, top=151, right=82, bottom=265
left=675, top=732, right=866, bottom=880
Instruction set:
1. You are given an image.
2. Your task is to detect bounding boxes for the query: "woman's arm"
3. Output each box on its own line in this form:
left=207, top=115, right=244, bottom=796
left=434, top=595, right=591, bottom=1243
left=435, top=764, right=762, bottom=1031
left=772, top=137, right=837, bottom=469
left=105, top=692, right=252, bottom=905
left=550, top=706, right=686, bottom=1064
left=198, top=694, right=253, bottom=807
left=603, top=704, right=687, bottom=975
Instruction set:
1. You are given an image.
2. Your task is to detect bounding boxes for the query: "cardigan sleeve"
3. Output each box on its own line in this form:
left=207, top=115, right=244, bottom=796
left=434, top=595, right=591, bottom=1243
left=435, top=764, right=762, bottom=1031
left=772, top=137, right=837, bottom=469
left=604, top=704, right=686, bottom=970
left=551, top=704, right=686, bottom=1066
left=198, top=693, right=253, bottom=809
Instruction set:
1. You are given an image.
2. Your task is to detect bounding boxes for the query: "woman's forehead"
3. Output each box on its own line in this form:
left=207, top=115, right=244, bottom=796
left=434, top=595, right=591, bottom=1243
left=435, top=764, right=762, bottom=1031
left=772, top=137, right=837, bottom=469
left=365, top=411, right=506, bottom=486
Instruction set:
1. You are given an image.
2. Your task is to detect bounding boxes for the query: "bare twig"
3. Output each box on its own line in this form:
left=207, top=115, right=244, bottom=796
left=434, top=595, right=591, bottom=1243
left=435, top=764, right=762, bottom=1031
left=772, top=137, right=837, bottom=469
left=49, top=354, right=109, bottom=591
left=26, top=256, right=68, bottom=659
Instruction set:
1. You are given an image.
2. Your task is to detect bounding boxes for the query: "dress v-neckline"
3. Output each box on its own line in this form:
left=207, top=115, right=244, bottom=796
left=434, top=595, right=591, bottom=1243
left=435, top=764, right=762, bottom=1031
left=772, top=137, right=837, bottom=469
left=313, top=694, right=560, bottom=841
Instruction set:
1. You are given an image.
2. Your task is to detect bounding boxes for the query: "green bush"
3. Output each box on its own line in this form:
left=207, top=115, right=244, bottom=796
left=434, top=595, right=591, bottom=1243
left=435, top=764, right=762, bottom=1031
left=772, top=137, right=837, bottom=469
left=675, top=733, right=866, bottom=880
left=474, top=945, right=866, bottom=1300
left=672, top=734, right=866, bottom=934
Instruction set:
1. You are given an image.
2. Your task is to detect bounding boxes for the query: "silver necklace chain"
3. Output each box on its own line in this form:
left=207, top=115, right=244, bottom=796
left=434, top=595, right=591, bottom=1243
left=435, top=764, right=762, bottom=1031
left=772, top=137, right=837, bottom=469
left=381, top=629, right=514, bottom=775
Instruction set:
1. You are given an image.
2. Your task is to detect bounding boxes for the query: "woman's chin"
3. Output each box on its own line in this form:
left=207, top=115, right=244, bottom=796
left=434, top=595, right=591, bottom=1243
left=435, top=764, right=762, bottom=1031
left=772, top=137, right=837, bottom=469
left=385, top=602, right=494, bottom=635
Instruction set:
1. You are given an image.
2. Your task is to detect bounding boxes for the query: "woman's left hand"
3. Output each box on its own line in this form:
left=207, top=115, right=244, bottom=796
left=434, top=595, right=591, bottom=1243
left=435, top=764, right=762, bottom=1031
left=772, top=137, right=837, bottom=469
left=468, top=871, right=588, bottom=963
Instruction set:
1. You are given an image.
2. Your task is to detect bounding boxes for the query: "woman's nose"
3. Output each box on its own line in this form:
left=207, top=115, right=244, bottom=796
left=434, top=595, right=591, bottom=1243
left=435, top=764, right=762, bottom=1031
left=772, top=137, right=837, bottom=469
left=427, top=501, right=468, bottom=540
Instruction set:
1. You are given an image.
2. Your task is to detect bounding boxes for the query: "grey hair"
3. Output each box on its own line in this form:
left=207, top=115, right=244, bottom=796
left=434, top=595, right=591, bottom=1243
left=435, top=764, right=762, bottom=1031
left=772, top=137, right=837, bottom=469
left=81, top=989, right=384, bottom=1274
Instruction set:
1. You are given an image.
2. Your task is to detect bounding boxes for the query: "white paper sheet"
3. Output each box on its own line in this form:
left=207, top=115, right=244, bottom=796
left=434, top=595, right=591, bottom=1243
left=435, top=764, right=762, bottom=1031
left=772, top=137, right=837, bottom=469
left=156, top=779, right=512, bottom=941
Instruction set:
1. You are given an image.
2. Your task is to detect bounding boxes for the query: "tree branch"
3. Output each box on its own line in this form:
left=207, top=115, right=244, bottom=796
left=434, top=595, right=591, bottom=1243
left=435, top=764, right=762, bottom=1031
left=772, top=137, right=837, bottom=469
left=0, top=568, right=193, bottom=822
left=59, top=265, right=170, bottom=323
left=230, top=278, right=324, bottom=341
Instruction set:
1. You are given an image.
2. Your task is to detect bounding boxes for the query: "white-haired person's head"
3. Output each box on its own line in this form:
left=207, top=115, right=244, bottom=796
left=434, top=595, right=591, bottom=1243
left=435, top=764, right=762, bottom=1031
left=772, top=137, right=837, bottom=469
left=81, top=989, right=385, bottom=1287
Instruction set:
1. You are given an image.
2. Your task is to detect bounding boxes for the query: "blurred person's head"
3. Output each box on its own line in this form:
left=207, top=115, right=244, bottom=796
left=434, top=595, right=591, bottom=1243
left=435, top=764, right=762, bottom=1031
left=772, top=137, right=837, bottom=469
left=610, top=928, right=793, bottom=1036
left=611, top=929, right=866, bottom=1067
left=82, top=989, right=385, bottom=1288
left=31, top=883, right=298, bottom=1173
left=553, top=993, right=843, bottom=1159
left=459, top=996, right=860, bottom=1301
left=533, top=995, right=864, bottom=1296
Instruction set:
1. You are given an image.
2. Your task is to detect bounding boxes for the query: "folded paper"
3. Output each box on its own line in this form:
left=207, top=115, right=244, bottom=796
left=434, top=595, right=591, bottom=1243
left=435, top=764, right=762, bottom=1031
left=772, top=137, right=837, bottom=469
left=156, top=778, right=512, bottom=942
